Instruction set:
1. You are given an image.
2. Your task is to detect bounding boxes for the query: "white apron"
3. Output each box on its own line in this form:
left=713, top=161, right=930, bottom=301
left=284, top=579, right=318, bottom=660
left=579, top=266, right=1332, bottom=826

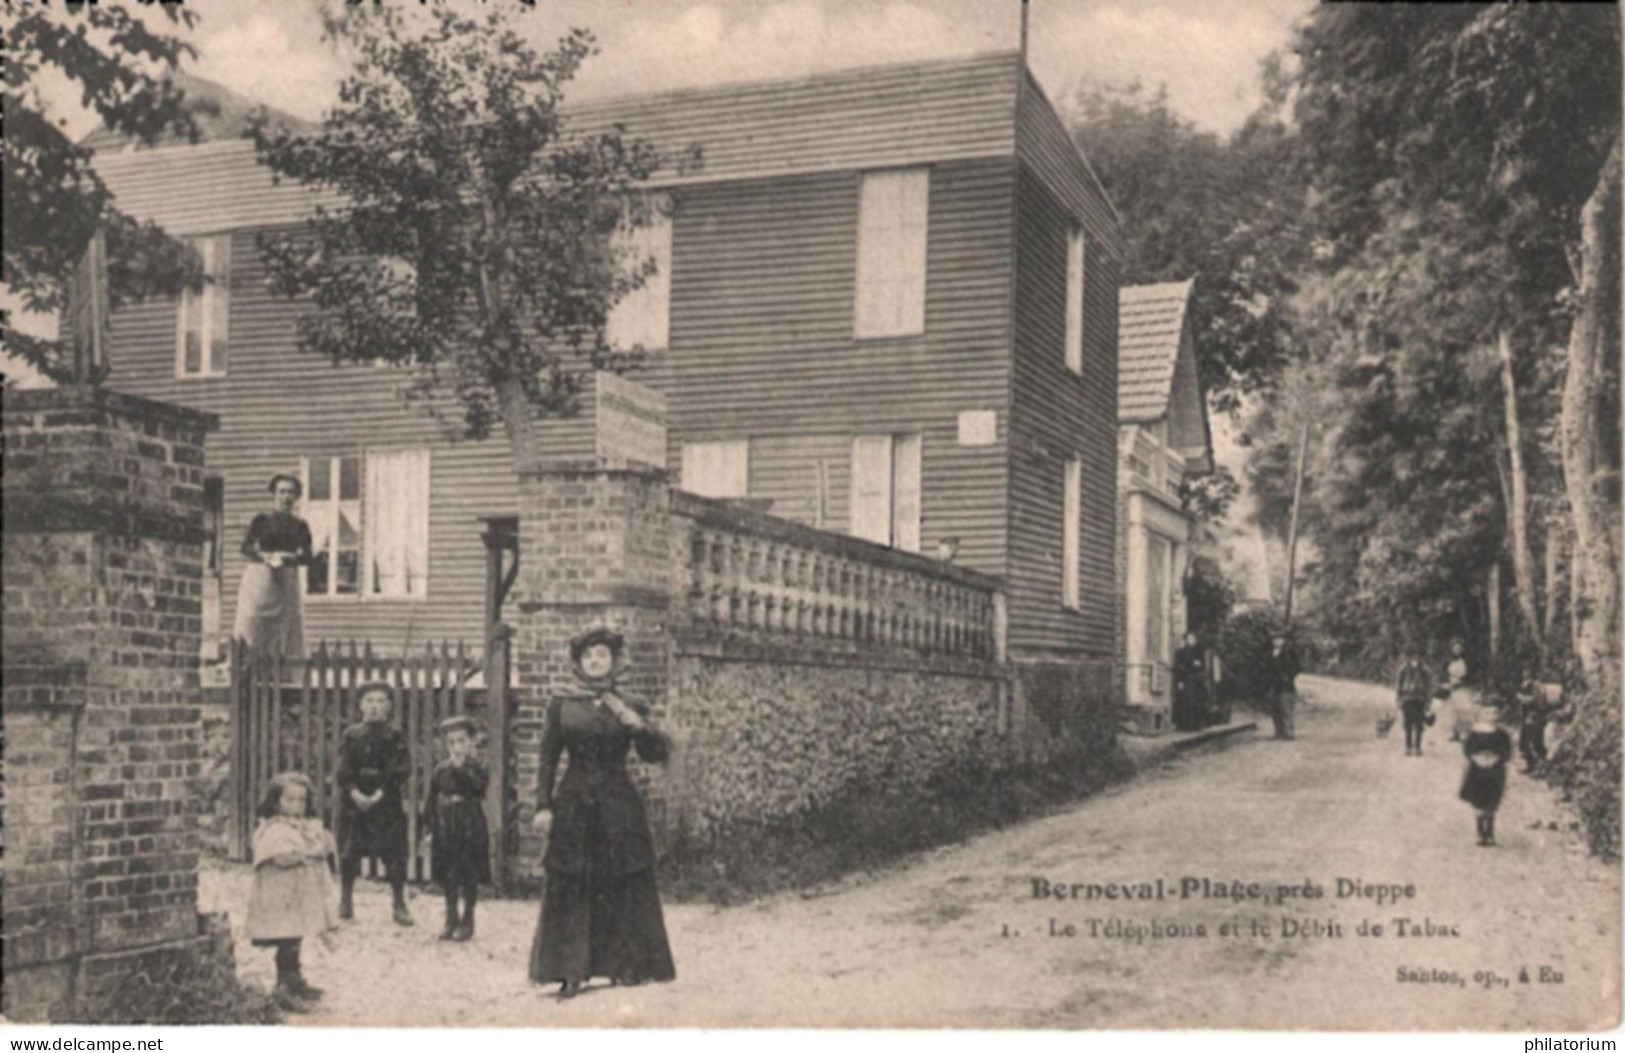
left=233, top=562, right=305, bottom=660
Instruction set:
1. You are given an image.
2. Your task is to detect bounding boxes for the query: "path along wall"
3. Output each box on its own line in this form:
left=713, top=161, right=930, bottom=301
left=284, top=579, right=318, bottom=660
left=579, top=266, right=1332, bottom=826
left=2, top=387, right=233, bottom=1022
left=509, top=463, right=1017, bottom=881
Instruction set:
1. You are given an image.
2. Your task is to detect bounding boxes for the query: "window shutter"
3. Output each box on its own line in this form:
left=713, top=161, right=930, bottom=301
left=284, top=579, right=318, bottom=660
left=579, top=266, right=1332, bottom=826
left=1063, top=458, right=1081, bottom=608
left=892, top=434, right=922, bottom=553
left=855, top=169, right=928, bottom=338
left=850, top=435, right=893, bottom=544
left=681, top=440, right=749, bottom=499
left=209, top=235, right=231, bottom=374
left=1066, top=227, right=1083, bottom=375
left=606, top=195, right=672, bottom=352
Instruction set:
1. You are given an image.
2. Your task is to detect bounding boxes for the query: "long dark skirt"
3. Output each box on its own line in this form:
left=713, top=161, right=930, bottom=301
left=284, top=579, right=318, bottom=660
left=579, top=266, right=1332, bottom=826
left=529, top=867, right=675, bottom=986
left=1459, top=763, right=1508, bottom=812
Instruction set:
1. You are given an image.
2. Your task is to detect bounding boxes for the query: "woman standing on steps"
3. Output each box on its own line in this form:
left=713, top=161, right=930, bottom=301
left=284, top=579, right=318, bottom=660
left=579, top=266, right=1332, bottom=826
left=233, top=473, right=311, bottom=662
left=529, top=628, right=676, bottom=999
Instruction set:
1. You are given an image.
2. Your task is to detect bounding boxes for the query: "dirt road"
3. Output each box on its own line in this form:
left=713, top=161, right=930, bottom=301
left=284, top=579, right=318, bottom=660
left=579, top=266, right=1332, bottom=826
left=202, top=675, right=1620, bottom=1029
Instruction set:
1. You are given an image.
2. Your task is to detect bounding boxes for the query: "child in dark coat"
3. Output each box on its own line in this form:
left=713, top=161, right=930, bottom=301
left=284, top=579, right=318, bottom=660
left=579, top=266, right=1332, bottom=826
left=1460, top=706, right=1514, bottom=847
left=424, top=715, right=492, bottom=941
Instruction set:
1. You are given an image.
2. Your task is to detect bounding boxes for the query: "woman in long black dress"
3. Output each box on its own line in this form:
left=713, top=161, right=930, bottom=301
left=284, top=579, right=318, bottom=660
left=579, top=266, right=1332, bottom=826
left=529, top=629, right=675, bottom=998
left=1171, top=631, right=1210, bottom=732
left=233, top=473, right=312, bottom=660
left=1459, top=705, right=1513, bottom=847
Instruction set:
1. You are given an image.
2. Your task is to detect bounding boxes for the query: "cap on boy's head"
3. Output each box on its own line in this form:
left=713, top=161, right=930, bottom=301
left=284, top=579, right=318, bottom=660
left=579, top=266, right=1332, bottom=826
left=356, top=679, right=394, bottom=705
left=438, top=715, right=478, bottom=739
left=569, top=627, right=625, bottom=668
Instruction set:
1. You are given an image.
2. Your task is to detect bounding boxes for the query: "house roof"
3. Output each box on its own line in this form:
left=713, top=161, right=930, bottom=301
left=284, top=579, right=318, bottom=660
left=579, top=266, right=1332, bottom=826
left=80, top=71, right=314, bottom=152
left=1117, top=279, right=1195, bottom=423
left=88, top=51, right=1027, bottom=236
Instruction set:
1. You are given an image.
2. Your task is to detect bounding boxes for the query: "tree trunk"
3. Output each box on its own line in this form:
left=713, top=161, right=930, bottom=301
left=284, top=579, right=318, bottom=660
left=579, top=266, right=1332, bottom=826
left=1496, top=327, right=1544, bottom=662
left=1560, top=134, right=1623, bottom=675
left=1487, top=561, right=1501, bottom=670
left=1542, top=519, right=1560, bottom=645
left=495, top=374, right=539, bottom=474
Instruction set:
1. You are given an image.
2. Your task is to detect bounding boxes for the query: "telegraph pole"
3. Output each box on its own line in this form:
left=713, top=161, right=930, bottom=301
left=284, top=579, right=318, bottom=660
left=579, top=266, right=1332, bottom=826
left=1282, top=421, right=1311, bottom=629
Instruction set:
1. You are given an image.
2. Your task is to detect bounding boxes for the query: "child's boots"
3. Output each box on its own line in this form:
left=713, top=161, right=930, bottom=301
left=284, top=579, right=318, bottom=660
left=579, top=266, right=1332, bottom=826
left=439, top=889, right=460, bottom=940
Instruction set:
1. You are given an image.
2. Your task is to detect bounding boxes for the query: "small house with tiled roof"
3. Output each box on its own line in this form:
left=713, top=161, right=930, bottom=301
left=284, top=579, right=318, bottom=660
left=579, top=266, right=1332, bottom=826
left=1115, top=279, right=1214, bottom=733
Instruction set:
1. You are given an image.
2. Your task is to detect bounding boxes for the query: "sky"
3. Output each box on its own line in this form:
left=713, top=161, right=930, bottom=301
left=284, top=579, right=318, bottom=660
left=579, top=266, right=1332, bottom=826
left=39, top=0, right=1313, bottom=139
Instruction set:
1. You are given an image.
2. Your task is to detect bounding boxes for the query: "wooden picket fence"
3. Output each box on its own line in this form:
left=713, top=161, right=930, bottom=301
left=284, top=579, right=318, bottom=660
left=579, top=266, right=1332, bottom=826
left=227, top=637, right=511, bottom=885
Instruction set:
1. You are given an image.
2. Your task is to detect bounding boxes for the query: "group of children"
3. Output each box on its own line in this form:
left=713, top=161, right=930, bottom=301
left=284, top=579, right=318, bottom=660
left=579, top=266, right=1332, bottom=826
left=245, top=681, right=492, bottom=1012
left=1391, top=643, right=1570, bottom=850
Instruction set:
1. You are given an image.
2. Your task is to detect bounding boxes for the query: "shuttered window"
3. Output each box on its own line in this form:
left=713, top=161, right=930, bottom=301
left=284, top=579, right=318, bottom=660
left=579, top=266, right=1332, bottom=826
left=850, top=433, right=921, bottom=552
left=606, top=195, right=673, bottom=352
left=1066, top=226, right=1085, bottom=375
left=177, top=235, right=230, bottom=377
left=302, top=449, right=430, bottom=600
left=681, top=440, right=749, bottom=499
left=854, top=169, right=928, bottom=338
left=1063, top=458, right=1082, bottom=609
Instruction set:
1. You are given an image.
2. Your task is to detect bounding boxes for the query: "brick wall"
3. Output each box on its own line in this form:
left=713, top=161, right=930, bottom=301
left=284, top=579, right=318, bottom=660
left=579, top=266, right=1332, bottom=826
left=2, top=386, right=231, bottom=1022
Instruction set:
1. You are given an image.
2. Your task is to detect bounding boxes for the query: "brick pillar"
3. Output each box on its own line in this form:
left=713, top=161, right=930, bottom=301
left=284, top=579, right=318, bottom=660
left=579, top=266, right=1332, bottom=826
left=510, top=461, right=675, bottom=883
left=2, top=386, right=230, bottom=1021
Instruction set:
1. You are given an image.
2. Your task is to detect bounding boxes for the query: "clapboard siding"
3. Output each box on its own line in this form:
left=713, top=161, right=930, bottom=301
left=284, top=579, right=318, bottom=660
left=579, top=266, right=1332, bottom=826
left=104, top=228, right=603, bottom=652
left=1007, top=164, right=1120, bottom=661
left=91, top=52, right=1020, bottom=236
left=663, top=158, right=1015, bottom=578
left=1015, top=74, right=1124, bottom=263
left=86, top=54, right=1130, bottom=660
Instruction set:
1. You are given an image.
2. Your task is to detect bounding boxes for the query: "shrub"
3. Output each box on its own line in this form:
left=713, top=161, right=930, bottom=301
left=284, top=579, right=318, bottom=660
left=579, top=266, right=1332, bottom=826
left=1545, top=663, right=1621, bottom=862
left=658, top=745, right=1134, bottom=905
left=92, top=948, right=282, bottom=1025
left=1217, top=605, right=1283, bottom=705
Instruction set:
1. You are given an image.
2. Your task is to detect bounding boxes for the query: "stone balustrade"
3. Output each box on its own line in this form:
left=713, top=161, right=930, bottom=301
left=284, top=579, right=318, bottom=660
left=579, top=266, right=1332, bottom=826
left=670, top=489, right=1003, bottom=661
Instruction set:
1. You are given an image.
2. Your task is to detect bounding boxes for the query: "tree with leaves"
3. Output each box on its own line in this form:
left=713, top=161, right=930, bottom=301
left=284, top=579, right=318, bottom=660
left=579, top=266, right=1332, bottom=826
left=1067, top=80, right=1308, bottom=417
left=253, top=4, right=673, bottom=463
left=4, top=1, right=206, bottom=381
left=1282, top=2, right=1621, bottom=673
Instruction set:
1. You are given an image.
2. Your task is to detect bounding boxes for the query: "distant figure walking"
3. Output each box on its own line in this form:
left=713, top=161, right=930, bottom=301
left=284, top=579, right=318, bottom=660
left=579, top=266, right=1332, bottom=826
left=1394, top=647, right=1433, bottom=756
left=1460, top=706, right=1513, bottom=847
left=1515, top=667, right=1551, bottom=773
left=1264, top=632, right=1299, bottom=740
left=1172, top=631, right=1211, bottom=732
left=1445, top=639, right=1474, bottom=742
left=233, top=473, right=311, bottom=662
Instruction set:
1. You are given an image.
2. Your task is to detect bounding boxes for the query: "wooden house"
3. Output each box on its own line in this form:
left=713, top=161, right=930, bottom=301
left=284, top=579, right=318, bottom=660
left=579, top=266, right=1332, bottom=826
left=1114, top=280, right=1215, bottom=733
left=85, top=52, right=1123, bottom=719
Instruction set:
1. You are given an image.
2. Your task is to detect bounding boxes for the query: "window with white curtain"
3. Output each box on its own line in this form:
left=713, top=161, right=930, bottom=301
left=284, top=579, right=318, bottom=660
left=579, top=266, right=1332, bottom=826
left=302, top=449, right=430, bottom=600
left=365, top=449, right=431, bottom=598
left=1066, top=226, right=1085, bottom=375
left=177, top=234, right=231, bottom=377
left=854, top=169, right=929, bottom=338
left=606, top=195, right=673, bottom=352
left=680, top=440, right=749, bottom=499
left=1063, top=457, right=1082, bottom=608
left=850, top=433, right=921, bottom=552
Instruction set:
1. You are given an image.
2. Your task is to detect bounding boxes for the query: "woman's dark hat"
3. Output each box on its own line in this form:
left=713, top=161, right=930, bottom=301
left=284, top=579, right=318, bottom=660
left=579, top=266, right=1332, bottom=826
left=569, top=628, right=625, bottom=668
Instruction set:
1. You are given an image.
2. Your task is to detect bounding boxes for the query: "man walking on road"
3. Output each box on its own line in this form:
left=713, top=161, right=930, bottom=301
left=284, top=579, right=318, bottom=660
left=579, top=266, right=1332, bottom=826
left=1265, top=632, right=1300, bottom=740
left=1395, top=647, right=1433, bottom=756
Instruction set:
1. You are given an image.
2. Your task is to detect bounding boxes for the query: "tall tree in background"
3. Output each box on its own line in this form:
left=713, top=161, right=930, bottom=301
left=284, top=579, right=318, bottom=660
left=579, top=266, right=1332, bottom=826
left=4, top=2, right=205, bottom=380
left=1067, top=81, right=1307, bottom=417
left=1283, top=3, right=1621, bottom=672
left=253, top=4, right=670, bottom=460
